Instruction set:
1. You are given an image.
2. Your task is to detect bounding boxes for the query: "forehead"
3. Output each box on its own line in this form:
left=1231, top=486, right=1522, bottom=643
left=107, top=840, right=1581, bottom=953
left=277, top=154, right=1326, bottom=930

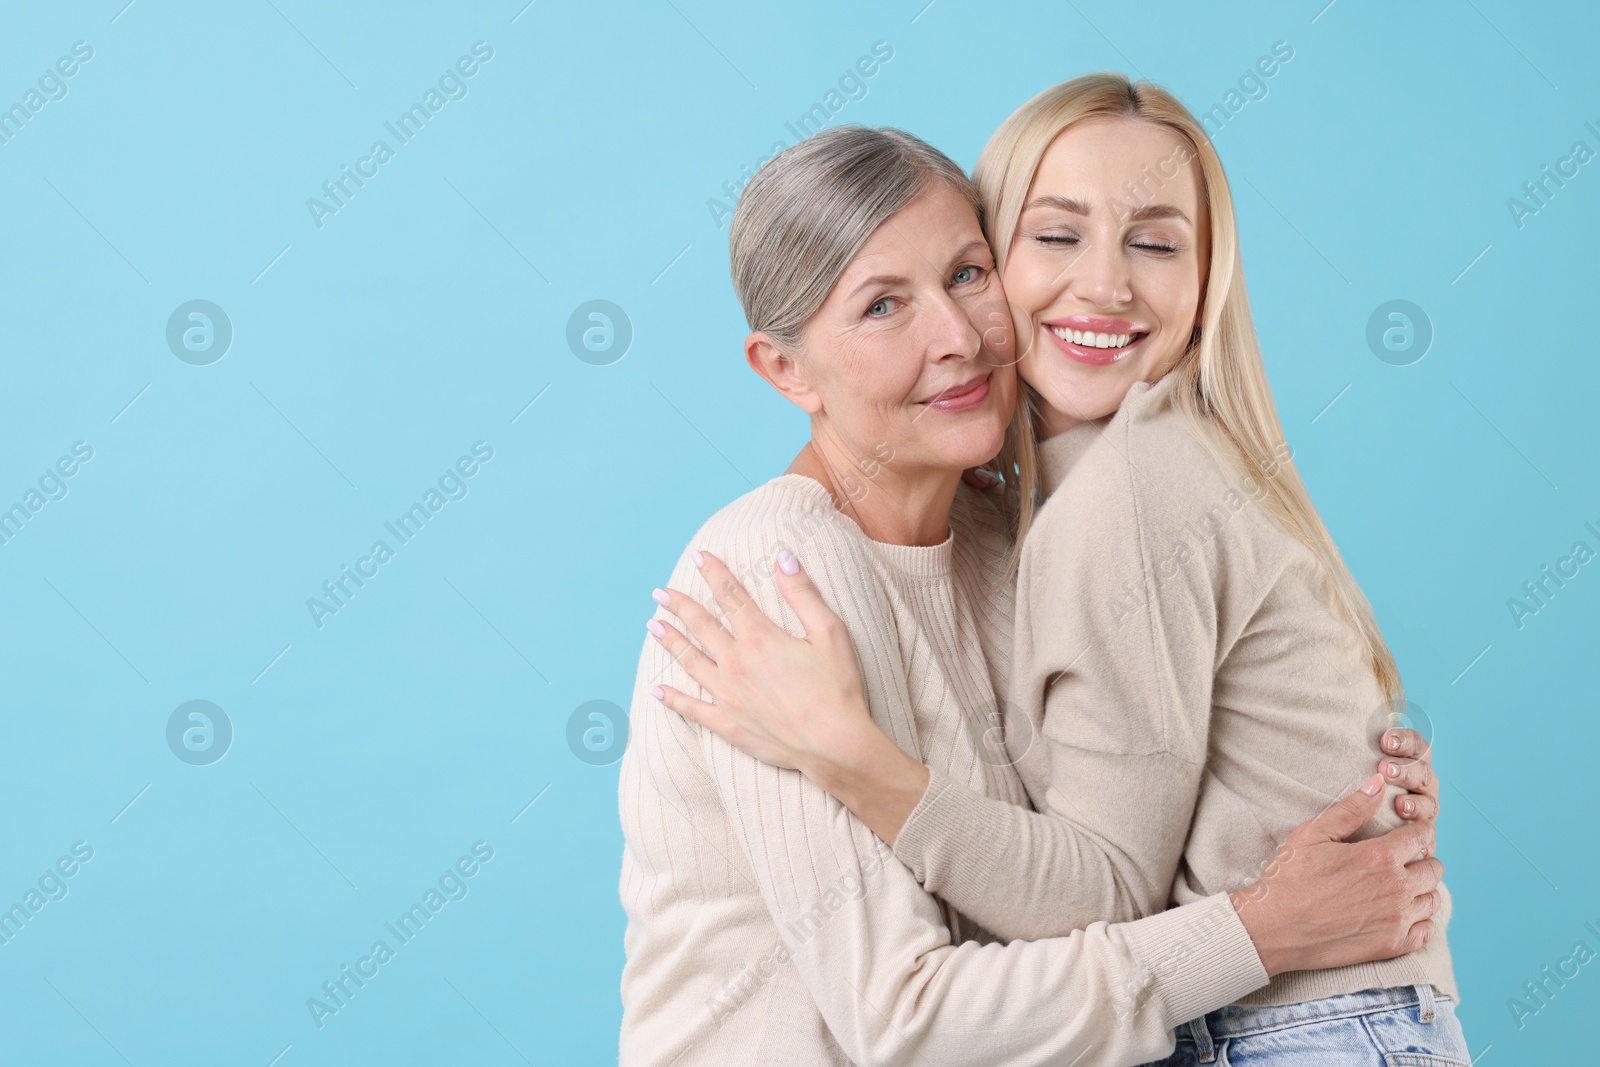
left=1030, top=117, right=1201, bottom=209
left=841, top=183, right=985, bottom=274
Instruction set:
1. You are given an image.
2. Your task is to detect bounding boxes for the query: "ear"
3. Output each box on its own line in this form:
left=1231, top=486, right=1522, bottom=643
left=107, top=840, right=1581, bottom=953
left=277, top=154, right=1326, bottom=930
left=745, top=332, right=823, bottom=415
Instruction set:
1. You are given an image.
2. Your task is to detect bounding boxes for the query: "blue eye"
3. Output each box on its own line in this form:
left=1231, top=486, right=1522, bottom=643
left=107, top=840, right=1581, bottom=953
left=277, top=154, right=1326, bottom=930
left=868, top=299, right=891, bottom=317
left=952, top=265, right=980, bottom=284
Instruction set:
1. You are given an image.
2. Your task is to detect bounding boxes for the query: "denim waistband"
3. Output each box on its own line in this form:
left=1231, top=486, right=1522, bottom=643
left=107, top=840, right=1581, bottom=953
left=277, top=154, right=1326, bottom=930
left=1182, top=984, right=1448, bottom=1053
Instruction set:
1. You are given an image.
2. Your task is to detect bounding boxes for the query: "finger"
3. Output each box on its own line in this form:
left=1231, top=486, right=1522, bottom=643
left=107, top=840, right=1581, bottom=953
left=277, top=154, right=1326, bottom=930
left=647, top=619, right=720, bottom=695
left=1380, top=755, right=1436, bottom=799
left=962, top=465, right=1000, bottom=489
left=1381, top=754, right=1435, bottom=789
left=1298, top=774, right=1385, bottom=843
left=1401, top=858, right=1446, bottom=900
left=772, top=549, right=847, bottom=644
left=1371, top=819, right=1435, bottom=866
left=692, top=550, right=769, bottom=638
left=650, top=683, right=735, bottom=739
left=1399, top=917, right=1437, bottom=956
left=1382, top=728, right=1431, bottom=762
left=652, top=587, right=734, bottom=662
left=1394, top=793, right=1438, bottom=822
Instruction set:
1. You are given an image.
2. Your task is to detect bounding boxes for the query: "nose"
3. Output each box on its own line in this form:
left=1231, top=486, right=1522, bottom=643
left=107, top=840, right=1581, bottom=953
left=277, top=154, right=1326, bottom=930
left=926, top=287, right=983, bottom=363
left=1071, top=235, right=1133, bottom=310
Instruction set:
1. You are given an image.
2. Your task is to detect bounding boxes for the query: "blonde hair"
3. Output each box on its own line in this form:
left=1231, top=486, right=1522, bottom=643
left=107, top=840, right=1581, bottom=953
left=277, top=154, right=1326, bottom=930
left=977, top=73, right=1402, bottom=702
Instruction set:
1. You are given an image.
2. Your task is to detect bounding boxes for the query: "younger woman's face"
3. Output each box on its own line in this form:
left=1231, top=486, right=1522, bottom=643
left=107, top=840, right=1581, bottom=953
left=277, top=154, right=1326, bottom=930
left=1001, top=117, right=1209, bottom=437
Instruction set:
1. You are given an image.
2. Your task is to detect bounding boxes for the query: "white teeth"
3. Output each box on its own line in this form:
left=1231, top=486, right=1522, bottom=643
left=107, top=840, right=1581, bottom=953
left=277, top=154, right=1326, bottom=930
left=1049, top=327, right=1136, bottom=349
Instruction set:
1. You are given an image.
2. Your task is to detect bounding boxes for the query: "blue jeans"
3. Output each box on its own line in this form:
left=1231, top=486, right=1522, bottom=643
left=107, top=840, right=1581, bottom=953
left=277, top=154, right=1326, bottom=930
left=1140, top=985, right=1470, bottom=1066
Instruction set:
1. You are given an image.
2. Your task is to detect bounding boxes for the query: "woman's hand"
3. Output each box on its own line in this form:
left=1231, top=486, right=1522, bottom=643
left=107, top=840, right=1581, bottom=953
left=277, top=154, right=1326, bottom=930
left=1380, top=727, right=1438, bottom=824
left=646, top=548, right=878, bottom=773
left=1229, top=774, right=1443, bottom=977
left=646, top=549, right=932, bottom=844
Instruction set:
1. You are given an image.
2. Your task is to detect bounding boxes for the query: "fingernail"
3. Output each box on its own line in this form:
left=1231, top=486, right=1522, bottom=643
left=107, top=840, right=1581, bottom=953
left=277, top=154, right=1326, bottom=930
left=1384, top=761, right=1400, bottom=778
left=651, top=588, right=670, bottom=606
left=776, top=547, right=800, bottom=575
left=691, top=550, right=705, bottom=568
left=1385, top=732, right=1401, bottom=751
left=1360, top=773, right=1384, bottom=796
left=1400, top=797, right=1414, bottom=815
left=650, top=685, right=665, bottom=700
left=647, top=619, right=666, bottom=638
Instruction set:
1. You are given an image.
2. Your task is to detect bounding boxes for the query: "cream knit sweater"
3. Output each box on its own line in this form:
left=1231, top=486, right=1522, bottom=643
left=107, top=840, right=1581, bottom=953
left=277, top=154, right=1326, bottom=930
left=891, top=372, right=1455, bottom=1008
left=619, top=473, right=1269, bottom=1066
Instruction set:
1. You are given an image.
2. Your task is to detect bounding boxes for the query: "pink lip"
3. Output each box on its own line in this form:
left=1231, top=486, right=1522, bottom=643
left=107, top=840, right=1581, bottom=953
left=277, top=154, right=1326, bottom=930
left=920, top=372, right=991, bottom=412
left=1043, top=315, right=1144, bottom=333
left=1041, top=318, right=1148, bottom=367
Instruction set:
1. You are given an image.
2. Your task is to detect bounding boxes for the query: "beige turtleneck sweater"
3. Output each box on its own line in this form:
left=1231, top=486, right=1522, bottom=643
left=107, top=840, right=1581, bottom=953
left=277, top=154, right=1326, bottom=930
left=891, top=372, right=1455, bottom=1008
left=619, top=472, right=1269, bottom=1066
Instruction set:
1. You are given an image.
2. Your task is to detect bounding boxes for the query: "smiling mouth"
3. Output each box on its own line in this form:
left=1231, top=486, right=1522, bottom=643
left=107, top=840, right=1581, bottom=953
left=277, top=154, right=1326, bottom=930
left=1048, top=326, right=1146, bottom=350
left=1045, top=325, right=1148, bottom=365
left=920, top=371, right=992, bottom=411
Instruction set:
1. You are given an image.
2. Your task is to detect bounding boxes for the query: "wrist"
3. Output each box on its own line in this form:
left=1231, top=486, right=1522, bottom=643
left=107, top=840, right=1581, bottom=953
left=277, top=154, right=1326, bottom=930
left=804, top=716, right=898, bottom=799
left=1229, top=887, right=1292, bottom=978
left=806, top=721, right=929, bottom=847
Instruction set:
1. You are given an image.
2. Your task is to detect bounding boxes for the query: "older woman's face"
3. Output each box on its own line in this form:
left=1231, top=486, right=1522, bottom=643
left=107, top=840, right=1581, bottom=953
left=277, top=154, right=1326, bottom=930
left=1002, top=117, right=1208, bottom=436
left=793, top=183, right=1016, bottom=477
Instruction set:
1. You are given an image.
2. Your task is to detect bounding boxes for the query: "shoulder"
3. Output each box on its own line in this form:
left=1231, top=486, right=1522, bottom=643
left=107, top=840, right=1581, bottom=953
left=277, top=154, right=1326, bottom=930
left=671, top=474, right=896, bottom=626
left=683, top=474, right=860, bottom=573
left=1036, top=380, right=1244, bottom=540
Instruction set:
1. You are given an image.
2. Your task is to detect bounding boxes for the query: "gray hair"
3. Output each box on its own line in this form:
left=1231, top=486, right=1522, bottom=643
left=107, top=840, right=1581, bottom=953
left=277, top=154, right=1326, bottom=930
left=729, top=125, right=980, bottom=350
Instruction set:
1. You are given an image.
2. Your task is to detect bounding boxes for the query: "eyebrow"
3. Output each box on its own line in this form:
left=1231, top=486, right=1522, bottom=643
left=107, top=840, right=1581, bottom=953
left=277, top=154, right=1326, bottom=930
left=846, top=239, right=995, bottom=297
left=848, top=273, right=911, bottom=298
left=1024, top=194, right=1191, bottom=225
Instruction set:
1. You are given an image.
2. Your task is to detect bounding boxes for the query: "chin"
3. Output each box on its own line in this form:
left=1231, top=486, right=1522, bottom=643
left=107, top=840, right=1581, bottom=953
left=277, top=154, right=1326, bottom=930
left=940, top=425, right=1008, bottom=471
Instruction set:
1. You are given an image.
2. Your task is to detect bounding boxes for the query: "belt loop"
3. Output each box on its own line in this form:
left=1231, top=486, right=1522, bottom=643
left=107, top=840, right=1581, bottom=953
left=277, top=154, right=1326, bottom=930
left=1185, top=1016, right=1217, bottom=1063
left=1415, top=982, right=1437, bottom=1023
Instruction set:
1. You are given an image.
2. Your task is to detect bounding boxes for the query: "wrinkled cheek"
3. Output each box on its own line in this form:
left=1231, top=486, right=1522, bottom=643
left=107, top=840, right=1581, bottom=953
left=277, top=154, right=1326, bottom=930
left=971, top=295, right=1023, bottom=368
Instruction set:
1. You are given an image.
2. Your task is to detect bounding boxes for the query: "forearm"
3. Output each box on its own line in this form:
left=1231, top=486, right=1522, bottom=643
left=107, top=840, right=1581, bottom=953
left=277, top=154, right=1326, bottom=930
left=891, top=764, right=1157, bottom=939
left=713, top=728, right=1269, bottom=1067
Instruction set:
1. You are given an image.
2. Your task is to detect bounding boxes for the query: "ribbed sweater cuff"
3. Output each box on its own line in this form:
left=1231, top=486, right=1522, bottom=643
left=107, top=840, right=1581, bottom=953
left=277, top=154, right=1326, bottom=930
left=1117, top=893, right=1270, bottom=1028
left=892, top=765, right=1013, bottom=893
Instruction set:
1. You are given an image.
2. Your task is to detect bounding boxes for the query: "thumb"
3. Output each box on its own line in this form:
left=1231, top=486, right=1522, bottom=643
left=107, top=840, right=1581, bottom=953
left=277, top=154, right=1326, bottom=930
left=773, top=548, right=837, bottom=640
left=1302, top=773, right=1385, bottom=844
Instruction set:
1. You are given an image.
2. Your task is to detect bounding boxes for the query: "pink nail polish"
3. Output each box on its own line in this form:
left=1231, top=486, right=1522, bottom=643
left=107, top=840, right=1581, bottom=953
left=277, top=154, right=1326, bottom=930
left=776, top=547, right=800, bottom=576
left=647, top=619, right=666, bottom=638
left=650, top=685, right=665, bottom=700
left=691, top=550, right=704, bottom=568
left=651, top=588, right=670, bottom=606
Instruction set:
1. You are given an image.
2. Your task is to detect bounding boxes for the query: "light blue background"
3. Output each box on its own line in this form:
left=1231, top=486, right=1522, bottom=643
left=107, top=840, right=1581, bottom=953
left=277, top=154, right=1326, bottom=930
left=0, top=0, right=1594, bottom=1063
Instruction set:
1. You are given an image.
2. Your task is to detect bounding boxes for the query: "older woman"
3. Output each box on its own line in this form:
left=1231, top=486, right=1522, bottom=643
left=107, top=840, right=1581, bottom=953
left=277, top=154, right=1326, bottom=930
left=619, top=126, right=1442, bottom=1067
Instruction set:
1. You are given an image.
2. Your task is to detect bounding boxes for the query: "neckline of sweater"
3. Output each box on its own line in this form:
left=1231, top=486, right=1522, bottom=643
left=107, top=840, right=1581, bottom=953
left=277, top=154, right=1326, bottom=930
left=768, top=473, right=957, bottom=580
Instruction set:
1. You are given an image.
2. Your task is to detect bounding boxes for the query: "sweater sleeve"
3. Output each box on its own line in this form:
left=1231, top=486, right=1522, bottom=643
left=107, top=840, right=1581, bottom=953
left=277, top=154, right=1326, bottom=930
left=897, top=411, right=1224, bottom=943
left=890, top=761, right=1154, bottom=940
left=667, top=505, right=1266, bottom=1066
